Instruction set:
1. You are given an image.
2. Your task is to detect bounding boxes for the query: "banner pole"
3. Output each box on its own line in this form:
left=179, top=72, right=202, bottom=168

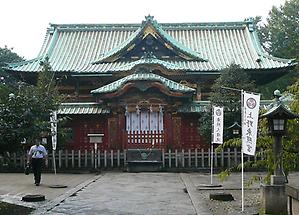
left=53, top=150, right=56, bottom=175
left=210, top=143, right=213, bottom=185
left=211, top=106, right=214, bottom=185
left=241, top=149, right=244, bottom=211
left=241, top=90, right=244, bottom=212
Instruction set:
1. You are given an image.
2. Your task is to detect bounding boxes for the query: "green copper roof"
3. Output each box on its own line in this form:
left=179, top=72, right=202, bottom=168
left=58, top=103, right=110, bottom=115
left=91, top=72, right=196, bottom=94
left=92, top=15, right=206, bottom=63
left=6, top=17, right=296, bottom=73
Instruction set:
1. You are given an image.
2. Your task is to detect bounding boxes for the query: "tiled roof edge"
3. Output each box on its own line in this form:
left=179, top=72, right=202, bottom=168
left=48, top=21, right=247, bottom=31
left=5, top=57, right=43, bottom=69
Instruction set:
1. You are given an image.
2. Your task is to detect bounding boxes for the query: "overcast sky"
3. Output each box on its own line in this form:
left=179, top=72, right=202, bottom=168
left=0, top=0, right=286, bottom=60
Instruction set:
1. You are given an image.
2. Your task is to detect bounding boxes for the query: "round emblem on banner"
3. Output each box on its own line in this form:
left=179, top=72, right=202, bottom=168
left=215, top=109, right=222, bottom=116
left=246, top=98, right=256, bottom=109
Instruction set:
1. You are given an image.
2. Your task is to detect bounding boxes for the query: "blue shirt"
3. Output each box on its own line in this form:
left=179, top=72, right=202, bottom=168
left=28, top=145, right=48, bottom=159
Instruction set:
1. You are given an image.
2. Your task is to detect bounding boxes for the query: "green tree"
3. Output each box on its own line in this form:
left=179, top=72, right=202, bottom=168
left=284, top=79, right=299, bottom=168
left=218, top=88, right=299, bottom=184
left=257, top=0, right=299, bottom=98
left=199, top=64, right=256, bottom=142
left=0, top=46, right=24, bottom=86
left=259, top=0, right=299, bottom=59
left=0, top=58, right=62, bottom=154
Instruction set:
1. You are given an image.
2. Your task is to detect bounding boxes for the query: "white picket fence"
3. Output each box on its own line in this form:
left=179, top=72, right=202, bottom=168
left=2, top=148, right=265, bottom=170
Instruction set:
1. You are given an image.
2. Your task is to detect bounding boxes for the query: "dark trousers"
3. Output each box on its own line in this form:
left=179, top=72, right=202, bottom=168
left=31, top=158, right=43, bottom=184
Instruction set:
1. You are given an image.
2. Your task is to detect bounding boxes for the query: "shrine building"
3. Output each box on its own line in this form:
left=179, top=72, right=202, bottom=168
left=5, top=16, right=296, bottom=151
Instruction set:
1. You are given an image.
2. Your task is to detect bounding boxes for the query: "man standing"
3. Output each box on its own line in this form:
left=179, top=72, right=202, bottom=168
left=27, top=138, right=48, bottom=186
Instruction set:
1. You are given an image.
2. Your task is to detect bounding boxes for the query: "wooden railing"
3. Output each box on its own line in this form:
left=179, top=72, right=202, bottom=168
left=0, top=148, right=278, bottom=171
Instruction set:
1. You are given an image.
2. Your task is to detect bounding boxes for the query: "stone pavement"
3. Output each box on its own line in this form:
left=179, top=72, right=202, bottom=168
left=0, top=171, right=298, bottom=214
left=0, top=172, right=97, bottom=209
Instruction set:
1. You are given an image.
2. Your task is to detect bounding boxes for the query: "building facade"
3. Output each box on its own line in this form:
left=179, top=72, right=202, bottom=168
left=6, top=16, right=296, bottom=151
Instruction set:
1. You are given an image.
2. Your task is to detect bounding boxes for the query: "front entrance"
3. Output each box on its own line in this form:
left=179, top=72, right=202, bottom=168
left=125, top=105, right=164, bottom=149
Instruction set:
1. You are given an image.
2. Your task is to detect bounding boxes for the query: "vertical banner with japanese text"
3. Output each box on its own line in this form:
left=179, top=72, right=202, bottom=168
left=50, top=111, right=57, bottom=150
left=242, top=92, right=260, bottom=156
left=212, top=106, right=224, bottom=144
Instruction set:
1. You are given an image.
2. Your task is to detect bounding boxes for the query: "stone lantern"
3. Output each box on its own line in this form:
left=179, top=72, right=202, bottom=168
left=260, top=90, right=299, bottom=214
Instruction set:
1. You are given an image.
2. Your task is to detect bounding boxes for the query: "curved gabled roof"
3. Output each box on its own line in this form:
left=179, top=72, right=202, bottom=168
left=91, top=72, right=196, bottom=95
left=5, top=17, right=296, bottom=74
left=92, top=15, right=207, bottom=63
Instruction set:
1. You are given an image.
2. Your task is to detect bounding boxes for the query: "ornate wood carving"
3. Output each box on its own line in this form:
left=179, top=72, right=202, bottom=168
left=172, top=116, right=181, bottom=148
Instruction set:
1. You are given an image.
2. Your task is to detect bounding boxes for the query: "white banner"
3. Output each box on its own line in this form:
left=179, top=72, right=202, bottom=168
left=50, top=111, right=57, bottom=150
left=242, top=92, right=260, bottom=156
left=212, top=106, right=224, bottom=144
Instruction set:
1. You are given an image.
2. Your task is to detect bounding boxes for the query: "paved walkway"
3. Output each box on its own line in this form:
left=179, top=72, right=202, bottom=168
left=0, top=171, right=298, bottom=214
left=43, top=173, right=198, bottom=215
left=0, top=173, right=96, bottom=209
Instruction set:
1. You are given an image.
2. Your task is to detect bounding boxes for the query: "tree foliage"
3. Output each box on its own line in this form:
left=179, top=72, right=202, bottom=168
left=0, top=58, right=62, bottom=153
left=199, top=64, right=256, bottom=142
left=0, top=46, right=24, bottom=86
left=217, top=86, right=299, bottom=184
left=257, top=0, right=299, bottom=98
left=284, top=78, right=299, bottom=164
left=258, top=0, right=299, bottom=60
left=216, top=0, right=299, bottom=183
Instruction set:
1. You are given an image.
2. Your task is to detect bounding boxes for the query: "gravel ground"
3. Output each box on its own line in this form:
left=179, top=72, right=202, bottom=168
left=199, top=189, right=260, bottom=215
left=189, top=172, right=263, bottom=215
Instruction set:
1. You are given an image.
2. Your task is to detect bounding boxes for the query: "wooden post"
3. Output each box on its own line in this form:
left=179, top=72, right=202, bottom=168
left=91, top=150, right=94, bottom=168
left=84, top=149, right=88, bottom=168
left=214, top=149, right=217, bottom=167
left=227, top=148, right=231, bottom=168
left=182, top=149, right=185, bottom=168
left=13, top=153, right=17, bottom=167
left=221, top=150, right=224, bottom=167
left=78, top=150, right=81, bottom=168
left=201, top=149, right=204, bottom=168
left=65, top=150, right=68, bottom=168
left=117, top=150, right=120, bottom=167
left=104, top=150, right=107, bottom=168
left=234, top=148, right=238, bottom=165
left=162, top=149, right=165, bottom=168
left=71, top=150, right=75, bottom=168
left=188, top=149, right=191, bottom=167
left=59, top=150, right=62, bottom=168
left=111, top=150, right=113, bottom=167
left=195, top=149, right=198, bottom=168
left=168, top=149, right=171, bottom=168
left=98, top=150, right=101, bottom=168
left=124, top=149, right=126, bottom=167
left=175, top=149, right=178, bottom=167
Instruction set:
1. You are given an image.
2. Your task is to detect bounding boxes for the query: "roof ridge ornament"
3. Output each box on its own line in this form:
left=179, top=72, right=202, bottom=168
left=144, top=15, right=155, bottom=24
left=244, top=17, right=255, bottom=32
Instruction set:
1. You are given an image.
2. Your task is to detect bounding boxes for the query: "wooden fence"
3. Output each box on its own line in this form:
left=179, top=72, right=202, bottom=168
left=1, top=148, right=267, bottom=171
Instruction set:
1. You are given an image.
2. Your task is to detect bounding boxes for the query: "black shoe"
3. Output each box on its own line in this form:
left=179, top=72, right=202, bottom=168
left=35, top=182, right=40, bottom=186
